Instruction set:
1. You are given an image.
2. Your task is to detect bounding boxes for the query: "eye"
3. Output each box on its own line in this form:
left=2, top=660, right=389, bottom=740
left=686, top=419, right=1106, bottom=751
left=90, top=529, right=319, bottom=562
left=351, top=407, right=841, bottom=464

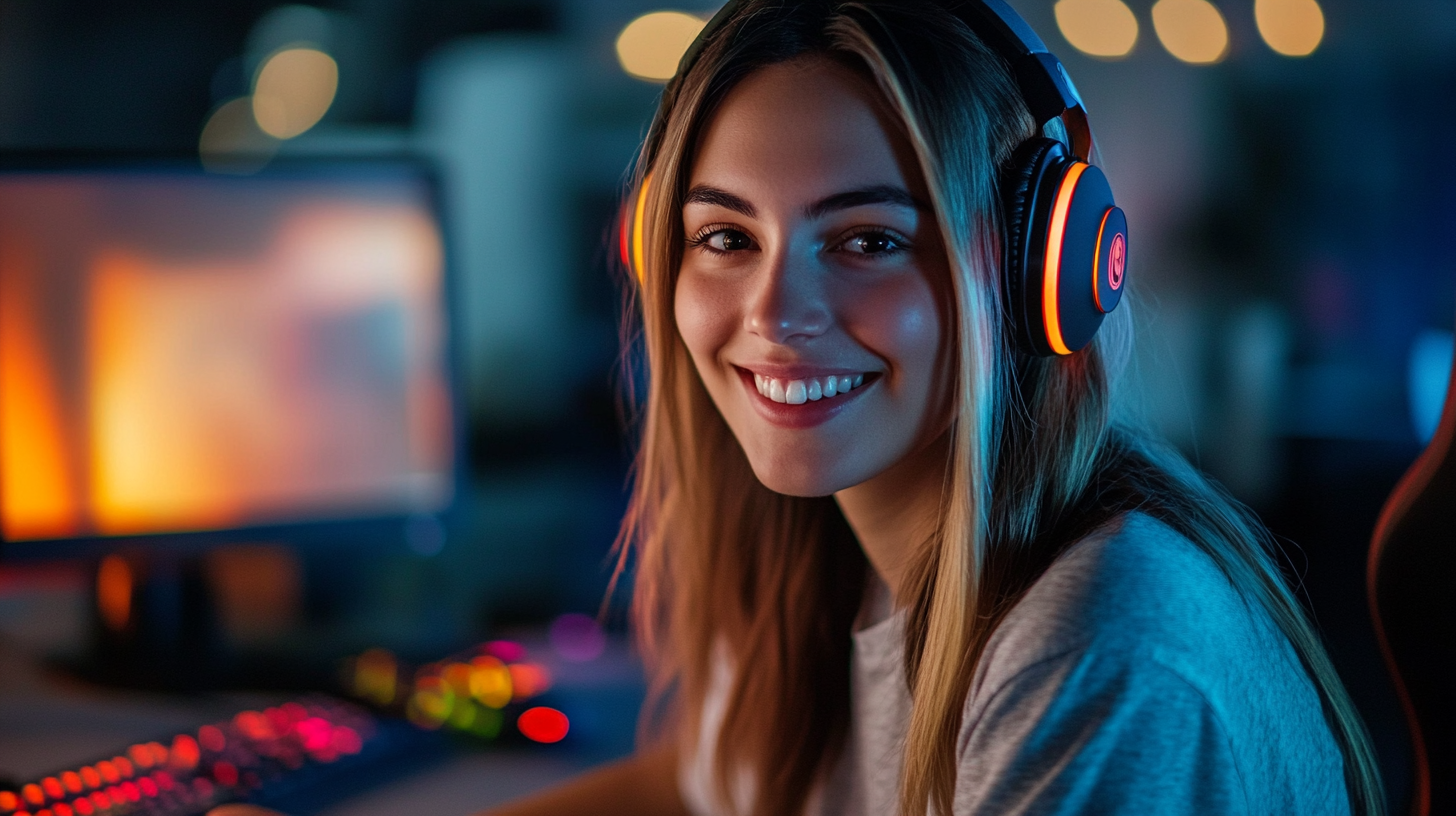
left=837, top=229, right=908, bottom=256
left=689, top=226, right=756, bottom=254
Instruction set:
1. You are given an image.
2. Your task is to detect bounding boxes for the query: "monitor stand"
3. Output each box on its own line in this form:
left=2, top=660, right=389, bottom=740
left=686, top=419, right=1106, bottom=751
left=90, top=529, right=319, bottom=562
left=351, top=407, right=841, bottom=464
left=54, top=552, right=334, bottom=692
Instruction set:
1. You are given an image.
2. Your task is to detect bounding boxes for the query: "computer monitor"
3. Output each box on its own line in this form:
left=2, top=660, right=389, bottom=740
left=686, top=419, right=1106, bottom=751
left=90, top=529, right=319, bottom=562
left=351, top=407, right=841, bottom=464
left=0, top=157, right=459, bottom=560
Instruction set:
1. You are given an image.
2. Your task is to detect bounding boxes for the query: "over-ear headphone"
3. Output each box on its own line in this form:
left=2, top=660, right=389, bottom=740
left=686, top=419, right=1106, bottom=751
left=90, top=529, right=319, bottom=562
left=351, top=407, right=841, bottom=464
left=621, top=0, right=1127, bottom=357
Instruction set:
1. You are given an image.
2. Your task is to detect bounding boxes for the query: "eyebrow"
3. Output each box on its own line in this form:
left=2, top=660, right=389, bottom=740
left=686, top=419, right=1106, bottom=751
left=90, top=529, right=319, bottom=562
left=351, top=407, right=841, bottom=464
left=804, top=185, right=923, bottom=219
left=682, top=184, right=923, bottom=221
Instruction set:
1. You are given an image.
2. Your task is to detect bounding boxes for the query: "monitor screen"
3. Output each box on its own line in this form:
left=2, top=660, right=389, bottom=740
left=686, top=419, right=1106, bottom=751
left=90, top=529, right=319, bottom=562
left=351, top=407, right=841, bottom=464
left=0, top=162, right=455, bottom=543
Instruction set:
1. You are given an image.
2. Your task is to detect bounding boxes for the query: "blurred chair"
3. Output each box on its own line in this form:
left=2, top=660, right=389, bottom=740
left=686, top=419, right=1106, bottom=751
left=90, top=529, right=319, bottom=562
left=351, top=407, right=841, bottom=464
left=1369, top=326, right=1456, bottom=816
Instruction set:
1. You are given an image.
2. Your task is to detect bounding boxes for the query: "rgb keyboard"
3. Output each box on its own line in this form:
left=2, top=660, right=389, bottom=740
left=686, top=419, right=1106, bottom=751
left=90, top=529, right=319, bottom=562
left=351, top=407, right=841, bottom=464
left=1, top=636, right=597, bottom=816
left=0, top=696, right=430, bottom=816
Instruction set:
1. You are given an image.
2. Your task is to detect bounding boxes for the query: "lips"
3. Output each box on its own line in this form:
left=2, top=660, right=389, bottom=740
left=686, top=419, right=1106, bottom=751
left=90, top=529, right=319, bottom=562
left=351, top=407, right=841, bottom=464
left=734, top=366, right=876, bottom=429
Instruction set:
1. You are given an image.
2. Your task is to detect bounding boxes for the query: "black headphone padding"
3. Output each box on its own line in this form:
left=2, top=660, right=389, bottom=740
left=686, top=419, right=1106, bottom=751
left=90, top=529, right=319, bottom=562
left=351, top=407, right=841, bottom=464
left=1000, top=137, right=1067, bottom=356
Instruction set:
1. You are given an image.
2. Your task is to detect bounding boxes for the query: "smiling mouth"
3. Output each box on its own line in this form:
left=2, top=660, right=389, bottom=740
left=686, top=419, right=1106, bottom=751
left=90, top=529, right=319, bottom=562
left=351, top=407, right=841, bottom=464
left=752, top=372, right=868, bottom=404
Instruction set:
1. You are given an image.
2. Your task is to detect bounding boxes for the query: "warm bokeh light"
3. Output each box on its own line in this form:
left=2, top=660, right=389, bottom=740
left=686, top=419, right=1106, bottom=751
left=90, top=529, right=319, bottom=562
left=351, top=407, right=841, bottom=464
left=169, top=735, right=200, bottom=772
left=1255, top=0, right=1324, bottom=56
left=508, top=662, right=553, bottom=701
left=517, top=707, right=569, bottom=744
left=353, top=648, right=400, bottom=706
left=96, top=555, right=132, bottom=632
left=1053, top=0, right=1140, bottom=59
left=199, top=97, right=278, bottom=174
left=252, top=47, right=338, bottom=139
left=468, top=655, right=513, bottom=708
left=1152, top=0, right=1230, bottom=64
left=615, top=11, right=706, bottom=82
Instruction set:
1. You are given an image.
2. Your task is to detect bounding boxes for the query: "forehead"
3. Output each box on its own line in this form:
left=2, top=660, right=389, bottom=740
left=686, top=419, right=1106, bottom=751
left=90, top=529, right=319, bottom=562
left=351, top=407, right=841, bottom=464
left=688, top=56, right=925, bottom=202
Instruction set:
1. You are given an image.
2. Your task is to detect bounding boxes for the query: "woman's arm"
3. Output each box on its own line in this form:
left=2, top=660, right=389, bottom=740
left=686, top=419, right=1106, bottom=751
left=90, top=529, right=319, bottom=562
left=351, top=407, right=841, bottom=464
left=480, top=742, right=688, bottom=816
left=206, top=742, right=688, bottom=816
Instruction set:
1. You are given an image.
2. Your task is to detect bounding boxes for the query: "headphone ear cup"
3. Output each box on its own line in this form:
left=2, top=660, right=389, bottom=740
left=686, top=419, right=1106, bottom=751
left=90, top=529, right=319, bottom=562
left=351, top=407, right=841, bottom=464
left=1000, top=138, right=1069, bottom=357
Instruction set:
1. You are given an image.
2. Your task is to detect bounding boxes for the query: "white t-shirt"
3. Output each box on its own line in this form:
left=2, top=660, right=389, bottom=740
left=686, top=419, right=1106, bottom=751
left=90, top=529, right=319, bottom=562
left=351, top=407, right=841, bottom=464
left=679, top=513, right=1352, bottom=815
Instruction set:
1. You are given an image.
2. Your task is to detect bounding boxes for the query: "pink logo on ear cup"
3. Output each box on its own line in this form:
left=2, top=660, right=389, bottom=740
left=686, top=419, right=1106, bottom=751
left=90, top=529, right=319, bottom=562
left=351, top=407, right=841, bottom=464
left=1108, top=232, right=1125, bottom=290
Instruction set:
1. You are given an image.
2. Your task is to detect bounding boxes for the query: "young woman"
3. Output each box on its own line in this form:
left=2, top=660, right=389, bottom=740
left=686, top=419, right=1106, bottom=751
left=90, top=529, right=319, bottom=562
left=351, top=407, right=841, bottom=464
left=220, top=1, right=1384, bottom=814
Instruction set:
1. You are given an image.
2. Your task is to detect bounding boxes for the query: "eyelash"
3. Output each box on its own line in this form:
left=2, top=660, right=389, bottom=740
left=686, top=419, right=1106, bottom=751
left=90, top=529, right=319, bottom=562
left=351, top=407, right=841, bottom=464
left=685, top=225, right=913, bottom=256
left=836, top=226, right=912, bottom=256
left=686, top=223, right=746, bottom=255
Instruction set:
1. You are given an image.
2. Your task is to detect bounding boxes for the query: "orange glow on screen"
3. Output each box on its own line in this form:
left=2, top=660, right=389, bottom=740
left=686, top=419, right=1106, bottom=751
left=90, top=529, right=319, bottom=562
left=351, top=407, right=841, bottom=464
left=0, top=172, right=452, bottom=541
left=0, top=240, right=80, bottom=540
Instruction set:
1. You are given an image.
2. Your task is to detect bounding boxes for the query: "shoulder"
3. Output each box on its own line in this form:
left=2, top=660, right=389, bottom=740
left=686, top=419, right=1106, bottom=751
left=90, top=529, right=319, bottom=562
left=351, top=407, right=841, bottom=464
left=975, top=512, right=1262, bottom=686
left=957, top=512, right=1350, bottom=815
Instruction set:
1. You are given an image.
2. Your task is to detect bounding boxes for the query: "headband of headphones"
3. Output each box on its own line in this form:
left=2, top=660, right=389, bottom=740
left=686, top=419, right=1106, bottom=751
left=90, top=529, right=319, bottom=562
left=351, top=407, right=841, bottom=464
left=647, top=0, right=1096, bottom=164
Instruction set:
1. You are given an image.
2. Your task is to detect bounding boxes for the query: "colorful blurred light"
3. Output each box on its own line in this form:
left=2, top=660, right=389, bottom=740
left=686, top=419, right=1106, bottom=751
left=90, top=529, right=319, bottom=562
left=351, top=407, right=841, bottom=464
left=1054, top=0, right=1139, bottom=58
left=198, top=97, right=279, bottom=175
left=95, top=555, right=132, bottom=632
left=468, top=656, right=513, bottom=709
left=1152, top=0, right=1230, bottom=64
left=508, top=663, right=553, bottom=701
left=353, top=648, right=399, bottom=706
left=197, top=726, right=226, bottom=753
left=407, top=675, right=454, bottom=729
left=169, top=735, right=200, bottom=772
left=485, top=640, right=525, bottom=662
left=252, top=48, right=338, bottom=139
left=549, top=613, right=606, bottom=662
left=517, top=707, right=569, bottom=744
left=1255, top=0, right=1324, bottom=56
left=615, top=11, right=706, bottom=82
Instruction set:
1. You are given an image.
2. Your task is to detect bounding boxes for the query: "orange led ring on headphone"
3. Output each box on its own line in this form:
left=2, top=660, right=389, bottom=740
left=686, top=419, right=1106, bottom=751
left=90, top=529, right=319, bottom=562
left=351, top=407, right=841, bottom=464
left=1041, top=162, right=1087, bottom=357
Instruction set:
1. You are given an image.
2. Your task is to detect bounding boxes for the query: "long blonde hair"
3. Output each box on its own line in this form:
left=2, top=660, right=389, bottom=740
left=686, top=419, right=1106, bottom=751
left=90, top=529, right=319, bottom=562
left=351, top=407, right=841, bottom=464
left=613, top=2, right=1385, bottom=815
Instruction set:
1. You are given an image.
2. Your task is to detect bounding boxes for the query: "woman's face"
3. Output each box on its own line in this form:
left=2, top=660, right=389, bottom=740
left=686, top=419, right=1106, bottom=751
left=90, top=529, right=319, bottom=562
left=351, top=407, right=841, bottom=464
left=675, top=56, right=952, bottom=497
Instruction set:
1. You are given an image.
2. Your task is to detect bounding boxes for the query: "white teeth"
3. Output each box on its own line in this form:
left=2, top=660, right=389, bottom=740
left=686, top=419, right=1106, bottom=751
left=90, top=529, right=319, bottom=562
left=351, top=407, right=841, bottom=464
left=785, top=380, right=807, bottom=404
left=752, top=373, right=867, bottom=404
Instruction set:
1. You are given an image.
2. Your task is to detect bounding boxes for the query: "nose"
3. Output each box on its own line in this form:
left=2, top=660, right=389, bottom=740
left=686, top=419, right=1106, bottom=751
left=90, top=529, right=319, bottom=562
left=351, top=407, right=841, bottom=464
left=744, top=244, right=829, bottom=344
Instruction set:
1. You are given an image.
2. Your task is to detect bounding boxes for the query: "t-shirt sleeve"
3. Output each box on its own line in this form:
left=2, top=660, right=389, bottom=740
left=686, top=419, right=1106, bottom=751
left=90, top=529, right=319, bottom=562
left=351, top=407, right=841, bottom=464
left=954, top=650, right=1249, bottom=816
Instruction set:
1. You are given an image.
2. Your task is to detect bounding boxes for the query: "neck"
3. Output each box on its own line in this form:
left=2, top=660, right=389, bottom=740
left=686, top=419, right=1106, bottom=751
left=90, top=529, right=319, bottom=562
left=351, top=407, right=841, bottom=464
left=834, top=429, right=951, bottom=604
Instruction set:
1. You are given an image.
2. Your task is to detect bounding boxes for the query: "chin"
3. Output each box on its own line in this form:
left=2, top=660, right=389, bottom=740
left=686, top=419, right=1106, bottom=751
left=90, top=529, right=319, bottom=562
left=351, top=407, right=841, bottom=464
left=744, top=455, right=848, bottom=498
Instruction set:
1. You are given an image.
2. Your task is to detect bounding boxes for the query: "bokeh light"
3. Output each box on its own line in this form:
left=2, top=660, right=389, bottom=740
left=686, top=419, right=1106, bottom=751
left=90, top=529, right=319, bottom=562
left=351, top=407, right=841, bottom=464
left=516, top=707, right=569, bottom=744
left=549, top=612, right=605, bottom=662
left=1053, top=0, right=1139, bottom=59
left=1255, top=0, right=1324, bottom=57
left=352, top=648, right=399, bottom=706
left=615, top=11, right=706, bottom=82
left=468, top=655, right=513, bottom=708
left=1152, top=0, right=1230, bottom=64
left=508, top=662, right=552, bottom=701
left=198, top=97, right=279, bottom=174
left=95, top=554, right=131, bottom=632
left=251, top=47, right=338, bottom=139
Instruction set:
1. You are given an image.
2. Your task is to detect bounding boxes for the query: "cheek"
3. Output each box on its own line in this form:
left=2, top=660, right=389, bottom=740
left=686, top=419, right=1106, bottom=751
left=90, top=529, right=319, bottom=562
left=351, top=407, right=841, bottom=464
left=673, top=270, right=738, bottom=368
left=843, top=277, right=943, bottom=383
